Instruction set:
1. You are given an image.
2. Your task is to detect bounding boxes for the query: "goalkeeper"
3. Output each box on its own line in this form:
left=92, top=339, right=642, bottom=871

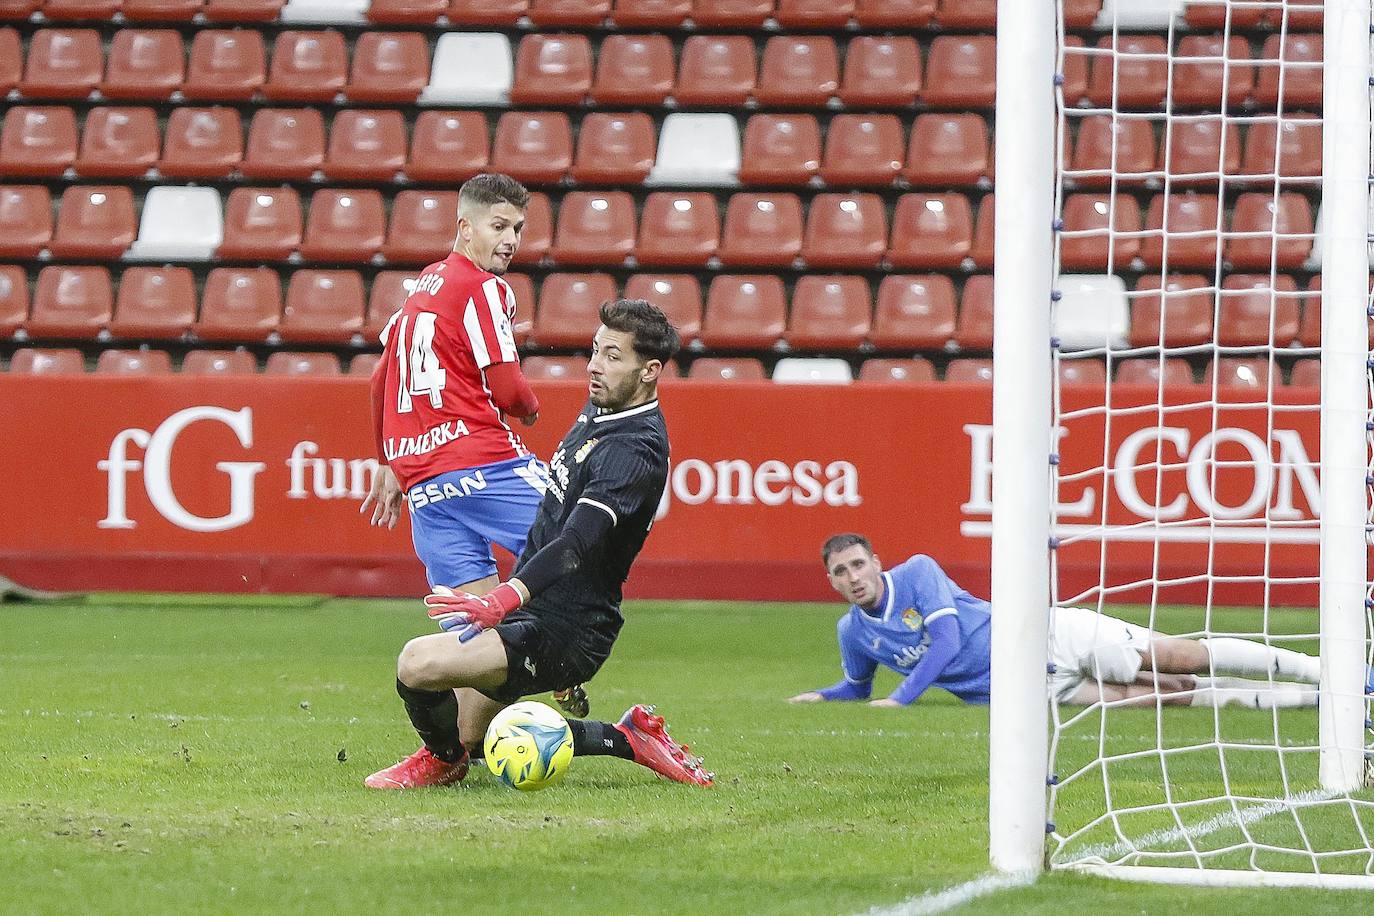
left=788, top=533, right=1333, bottom=709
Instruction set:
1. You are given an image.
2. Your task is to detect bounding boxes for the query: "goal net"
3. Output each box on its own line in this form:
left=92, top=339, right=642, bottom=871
left=990, top=0, right=1374, bottom=888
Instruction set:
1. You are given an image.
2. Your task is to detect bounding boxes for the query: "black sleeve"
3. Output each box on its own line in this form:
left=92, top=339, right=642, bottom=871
left=511, top=503, right=613, bottom=596
left=574, top=440, right=662, bottom=529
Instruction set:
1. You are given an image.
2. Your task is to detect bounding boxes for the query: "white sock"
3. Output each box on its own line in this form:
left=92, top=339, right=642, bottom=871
left=1200, top=638, right=1321, bottom=684
left=1189, top=676, right=1318, bottom=709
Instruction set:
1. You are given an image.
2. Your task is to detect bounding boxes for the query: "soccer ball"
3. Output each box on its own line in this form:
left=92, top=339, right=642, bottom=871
left=483, top=701, right=575, bottom=791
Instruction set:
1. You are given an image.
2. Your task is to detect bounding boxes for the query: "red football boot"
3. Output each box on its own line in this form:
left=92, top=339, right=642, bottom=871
left=364, top=745, right=469, bottom=789
left=613, top=704, right=714, bottom=787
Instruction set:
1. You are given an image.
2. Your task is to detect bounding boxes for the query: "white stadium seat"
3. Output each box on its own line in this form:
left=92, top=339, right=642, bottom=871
left=127, top=186, right=223, bottom=261
left=279, top=0, right=370, bottom=22
left=1053, top=274, right=1129, bottom=351
left=771, top=357, right=854, bottom=384
left=647, top=113, right=740, bottom=186
left=1095, top=0, right=1182, bottom=28
left=419, top=33, right=513, bottom=106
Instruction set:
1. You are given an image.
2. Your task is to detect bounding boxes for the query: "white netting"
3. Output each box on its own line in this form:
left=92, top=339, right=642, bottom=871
left=1043, top=0, right=1374, bottom=880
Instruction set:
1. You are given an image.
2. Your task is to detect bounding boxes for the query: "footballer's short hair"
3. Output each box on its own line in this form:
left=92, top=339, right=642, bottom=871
left=459, top=173, right=530, bottom=215
left=821, top=533, right=873, bottom=566
left=599, top=298, right=681, bottom=364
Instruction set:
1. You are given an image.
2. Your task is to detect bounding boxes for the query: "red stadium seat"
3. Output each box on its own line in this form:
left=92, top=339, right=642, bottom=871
left=182, top=349, right=258, bottom=375
left=756, top=36, right=839, bottom=108
left=1241, top=113, right=1321, bottom=184
left=158, top=106, right=243, bottom=178
left=1171, top=35, right=1252, bottom=110
left=701, top=275, right=787, bottom=350
left=1116, top=357, right=1194, bottom=386
left=674, top=35, right=756, bottom=107
left=904, top=113, right=989, bottom=187
left=570, top=112, right=655, bottom=185
left=1061, top=0, right=1101, bottom=26
left=510, top=192, right=552, bottom=266
left=75, top=106, right=158, bottom=177
left=1295, top=276, right=1374, bottom=348
left=110, top=266, right=195, bottom=339
left=859, top=358, right=936, bottom=383
left=922, top=36, right=995, bottom=108
left=776, top=0, right=854, bottom=27
left=549, top=191, right=636, bottom=267
left=820, top=114, right=903, bottom=187
left=1058, top=360, right=1106, bottom=386
left=1289, top=359, right=1319, bottom=388
left=27, top=265, right=112, bottom=339
left=300, top=189, right=385, bottom=263
left=123, top=0, right=204, bottom=19
left=510, top=33, right=592, bottom=106
left=691, top=0, right=771, bottom=26
left=195, top=267, right=282, bottom=342
left=1255, top=34, right=1323, bottom=108
left=718, top=193, right=803, bottom=268
left=1060, top=36, right=1088, bottom=106
left=366, top=0, right=444, bottom=22
left=1139, top=193, right=1219, bottom=270
left=1184, top=1, right=1264, bottom=28
left=0, top=185, right=52, bottom=258
left=219, top=186, right=302, bottom=261
left=0, top=29, right=18, bottom=95
left=1129, top=274, right=1213, bottom=347
left=956, top=275, right=993, bottom=350
left=936, top=0, right=992, bottom=25
left=871, top=274, right=956, bottom=349
left=281, top=269, right=365, bottom=343
left=381, top=190, right=458, bottom=265
left=95, top=349, right=173, bottom=375
left=838, top=36, right=920, bottom=109
left=1164, top=117, right=1240, bottom=186
left=446, top=0, right=527, bottom=24
left=786, top=275, right=872, bottom=350
left=348, top=353, right=381, bottom=378
left=323, top=109, right=406, bottom=181
left=0, top=265, right=27, bottom=335
left=888, top=193, right=974, bottom=270
left=264, top=30, right=347, bottom=102
left=8, top=348, right=85, bottom=374
left=623, top=274, right=702, bottom=344
left=101, top=29, right=185, bottom=101
left=611, top=0, right=690, bottom=26
left=1227, top=192, right=1313, bottom=270
left=592, top=34, right=673, bottom=106
left=203, top=0, right=284, bottom=21
left=490, top=111, right=572, bottom=186
left=945, top=358, right=992, bottom=383
left=1216, top=274, right=1300, bottom=346
left=504, top=272, right=534, bottom=345
left=521, top=355, right=587, bottom=380
left=366, top=270, right=414, bottom=340
left=43, top=0, right=121, bottom=20
left=0, top=106, right=77, bottom=177
left=20, top=29, right=102, bottom=99
left=347, top=31, right=428, bottom=104
left=687, top=357, right=766, bottom=381
left=636, top=193, right=720, bottom=268
left=1068, top=115, right=1156, bottom=188
left=183, top=29, right=266, bottom=101
left=242, top=108, right=324, bottom=179
left=50, top=185, right=136, bottom=259
left=738, top=114, right=820, bottom=187
left=406, top=110, right=488, bottom=183
left=802, top=193, right=887, bottom=269
left=969, top=193, right=994, bottom=268
left=528, top=0, right=609, bottom=24
left=533, top=272, right=617, bottom=348
left=265, top=351, right=342, bottom=377
left=1087, top=35, right=1167, bottom=109
left=853, top=0, right=934, bottom=27
left=1204, top=356, right=1272, bottom=392
left=1058, top=194, right=1142, bottom=271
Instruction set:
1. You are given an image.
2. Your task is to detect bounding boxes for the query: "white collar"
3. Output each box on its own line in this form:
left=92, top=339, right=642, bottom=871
left=591, top=400, right=659, bottom=424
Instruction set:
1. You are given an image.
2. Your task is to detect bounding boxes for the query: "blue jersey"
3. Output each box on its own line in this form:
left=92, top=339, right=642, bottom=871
left=836, top=554, right=993, bottom=703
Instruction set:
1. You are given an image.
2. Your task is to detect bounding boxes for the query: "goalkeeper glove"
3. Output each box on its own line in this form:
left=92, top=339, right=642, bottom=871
left=424, top=582, right=524, bottom=643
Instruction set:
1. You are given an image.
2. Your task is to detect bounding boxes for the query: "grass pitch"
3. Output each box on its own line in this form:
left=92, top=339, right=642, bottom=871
left=2, top=596, right=1371, bottom=914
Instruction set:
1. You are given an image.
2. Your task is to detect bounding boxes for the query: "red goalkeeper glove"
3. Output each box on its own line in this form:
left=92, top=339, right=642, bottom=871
left=423, top=582, right=524, bottom=643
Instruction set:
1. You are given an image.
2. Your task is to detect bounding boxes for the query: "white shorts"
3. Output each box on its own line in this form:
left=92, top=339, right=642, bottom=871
left=1048, top=606, right=1154, bottom=703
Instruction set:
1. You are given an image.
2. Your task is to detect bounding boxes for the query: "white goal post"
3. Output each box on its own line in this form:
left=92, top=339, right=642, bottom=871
left=990, top=0, right=1374, bottom=888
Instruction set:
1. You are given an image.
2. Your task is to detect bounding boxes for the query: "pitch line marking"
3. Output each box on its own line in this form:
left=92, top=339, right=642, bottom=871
left=857, top=870, right=1037, bottom=916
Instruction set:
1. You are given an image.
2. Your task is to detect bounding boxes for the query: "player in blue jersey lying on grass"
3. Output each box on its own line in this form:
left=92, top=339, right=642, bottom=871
left=789, top=533, right=1337, bottom=710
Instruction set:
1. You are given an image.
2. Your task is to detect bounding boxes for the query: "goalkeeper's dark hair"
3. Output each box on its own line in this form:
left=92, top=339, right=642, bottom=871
left=821, top=533, right=874, bottom=565
left=599, top=298, right=681, bottom=364
left=459, top=173, right=530, bottom=213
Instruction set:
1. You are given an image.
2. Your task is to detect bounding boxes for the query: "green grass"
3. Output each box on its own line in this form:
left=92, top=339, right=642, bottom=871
left=1, top=597, right=1371, bottom=914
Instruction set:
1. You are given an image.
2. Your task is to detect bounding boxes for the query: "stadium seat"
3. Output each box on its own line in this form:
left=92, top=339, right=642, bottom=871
left=346, top=31, right=428, bottom=103
left=490, top=111, right=572, bottom=186
left=521, top=355, right=587, bottom=380
left=674, top=35, right=756, bottom=107
left=0, top=29, right=18, bottom=95
left=74, top=107, right=158, bottom=177
left=1062, top=0, right=1101, bottom=26
left=406, top=110, right=488, bottom=183
left=549, top=191, right=635, bottom=267
left=1288, top=358, right=1319, bottom=388
left=203, top=0, right=284, bottom=21
left=0, top=185, right=52, bottom=258
left=690, top=0, right=771, bottom=26
left=195, top=267, right=282, bottom=341
left=0, top=1, right=39, bottom=20
left=1183, top=0, right=1263, bottom=28
left=381, top=190, right=457, bottom=265
left=365, top=270, right=414, bottom=340
left=504, top=272, right=535, bottom=344
left=775, top=0, right=853, bottom=26
left=158, top=107, right=243, bottom=178
left=446, top=0, right=529, bottom=25
left=0, top=106, right=77, bottom=177
left=870, top=274, right=956, bottom=349
left=1163, top=117, right=1240, bottom=185
left=0, top=265, right=28, bottom=336
left=128, top=186, right=223, bottom=261
left=183, top=29, right=266, bottom=101
left=1115, top=357, right=1194, bottom=386
left=299, top=189, right=384, bottom=263
left=570, top=112, right=655, bottom=185
left=648, top=114, right=740, bottom=187
left=717, top=193, right=803, bottom=268
left=968, top=194, right=994, bottom=269
left=802, top=193, right=887, bottom=269
left=49, top=185, right=136, bottom=259
left=922, top=36, right=995, bottom=108
left=700, top=275, right=786, bottom=350
left=1139, top=193, right=1219, bottom=269
left=1054, top=274, right=1129, bottom=351
left=1068, top=115, right=1156, bottom=188
left=347, top=352, right=381, bottom=377
left=533, top=272, right=616, bottom=348
left=366, top=0, right=444, bottom=23
left=772, top=358, right=854, bottom=384
left=955, top=274, right=993, bottom=350
left=623, top=274, right=702, bottom=344
left=853, top=0, right=934, bottom=26
left=592, top=34, right=673, bottom=106
left=527, top=0, right=608, bottom=24
left=1204, top=356, right=1271, bottom=392
left=8, top=348, right=85, bottom=374
left=182, top=349, right=258, bottom=375
left=1057, top=194, right=1142, bottom=271
left=101, top=29, right=184, bottom=101
left=263, top=30, right=347, bottom=102
left=756, top=36, right=839, bottom=108
left=1057, top=359, right=1106, bottom=386
left=20, top=29, right=102, bottom=99
left=1060, top=36, right=1088, bottom=106
left=1295, top=276, right=1374, bottom=348
left=242, top=108, right=325, bottom=180
left=1241, top=113, right=1321, bottom=184
left=1216, top=274, right=1301, bottom=346
left=510, top=33, right=592, bottom=106
left=859, top=358, right=936, bottom=383
left=636, top=193, right=720, bottom=268
left=95, top=348, right=173, bottom=375
left=738, top=114, right=819, bottom=187
left=323, top=109, right=405, bottom=181
left=945, top=358, right=992, bottom=383
left=279, top=0, right=368, bottom=22
left=786, top=276, right=871, bottom=351
left=935, top=0, right=992, bottom=25
left=888, top=193, right=974, bottom=270
left=1171, top=35, right=1252, bottom=110
left=1255, top=34, right=1323, bottom=108
left=837, top=36, right=920, bottom=109
left=1095, top=0, right=1177, bottom=27
left=1087, top=35, right=1167, bottom=109
left=219, top=186, right=302, bottom=260
left=684, top=357, right=763, bottom=381
left=280, top=269, right=365, bottom=343
left=509, top=192, right=552, bottom=266
left=820, top=114, right=903, bottom=187
left=611, top=0, right=690, bottom=26
left=1227, top=192, right=1313, bottom=270
left=1129, top=274, right=1213, bottom=347
left=27, top=265, right=112, bottom=339
left=904, top=114, right=989, bottom=187
left=123, top=0, right=204, bottom=19
left=419, top=32, right=512, bottom=105
left=110, top=266, right=196, bottom=339
left=265, top=351, right=343, bottom=376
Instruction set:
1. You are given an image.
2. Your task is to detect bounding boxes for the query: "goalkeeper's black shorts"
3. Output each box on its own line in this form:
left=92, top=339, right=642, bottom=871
left=478, top=607, right=620, bottom=704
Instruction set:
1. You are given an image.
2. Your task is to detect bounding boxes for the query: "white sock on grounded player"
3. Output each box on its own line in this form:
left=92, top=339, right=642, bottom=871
left=1199, top=638, right=1320, bottom=684
left=1189, top=677, right=1318, bottom=709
